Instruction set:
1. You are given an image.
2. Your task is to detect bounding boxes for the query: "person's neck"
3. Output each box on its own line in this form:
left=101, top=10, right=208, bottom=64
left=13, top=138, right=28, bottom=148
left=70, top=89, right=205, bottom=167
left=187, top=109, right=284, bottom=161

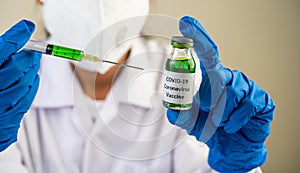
left=72, top=49, right=130, bottom=100
left=78, top=74, right=113, bottom=100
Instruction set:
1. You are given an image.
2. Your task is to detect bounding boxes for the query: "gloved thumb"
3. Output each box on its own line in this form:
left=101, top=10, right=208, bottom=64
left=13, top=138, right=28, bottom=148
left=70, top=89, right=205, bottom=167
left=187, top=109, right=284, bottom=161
left=166, top=95, right=201, bottom=133
left=179, top=16, right=222, bottom=76
left=0, top=20, right=35, bottom=65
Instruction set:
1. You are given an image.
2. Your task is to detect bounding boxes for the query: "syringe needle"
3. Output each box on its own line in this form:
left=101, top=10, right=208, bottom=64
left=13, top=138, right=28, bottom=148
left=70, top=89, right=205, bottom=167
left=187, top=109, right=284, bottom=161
left=23, top=40, right=144, bottom=70
left=101, top=59, right=144, bottom=70
left=82, top=54, right=143, bottom=70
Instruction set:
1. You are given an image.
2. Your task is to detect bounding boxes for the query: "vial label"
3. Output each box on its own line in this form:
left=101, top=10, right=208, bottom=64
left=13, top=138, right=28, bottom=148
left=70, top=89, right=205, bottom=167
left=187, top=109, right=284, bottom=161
left=163, top=70, right=195, bottom=104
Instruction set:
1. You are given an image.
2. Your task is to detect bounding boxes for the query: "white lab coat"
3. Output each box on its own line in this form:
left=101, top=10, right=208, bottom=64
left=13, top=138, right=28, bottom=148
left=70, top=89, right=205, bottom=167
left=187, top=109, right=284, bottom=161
left=0, top=37, right=260, bottom=173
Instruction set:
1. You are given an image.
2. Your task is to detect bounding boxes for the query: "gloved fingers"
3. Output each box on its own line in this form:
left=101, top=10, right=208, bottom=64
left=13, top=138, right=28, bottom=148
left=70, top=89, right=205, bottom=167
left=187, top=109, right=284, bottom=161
left=192, top=110, right=218, bottom=143
left=250, top=82, right=275, bottom=123
left=0, top=84, right=39, bottom=153
left=0, top=122, right=19, bottom=141
left=179, top=16, right=221, bottom=76
left=0, top=129, right=18, bottom=152
left=166, top=95, right=200, bottom=132
left=166, top=109, right=198, bottom=133
left=211, top=70, right=251, bottom=126
left=0, top=77, right=38, bottom=151
left=212, top=86, right=240, bottom=127
left=202, top=69, right=229, bottom=127
left=16, top=74, right=40, bottom=113
left=166, top=109, right=184, bottom=125
left=224, top=80, right=275, bottom=133
left=0, top=74, right=39, bottom=119
left=207, top=129, right=268, bottom=172
left=0, top=50, right=41, bottom=91
left=179, top=16, right=235, bottom=128
left=0, top=60, right=40, bottom=112
left=224, top=97, right=255, bottom=133
left=0, top=20, right=35, bottom=65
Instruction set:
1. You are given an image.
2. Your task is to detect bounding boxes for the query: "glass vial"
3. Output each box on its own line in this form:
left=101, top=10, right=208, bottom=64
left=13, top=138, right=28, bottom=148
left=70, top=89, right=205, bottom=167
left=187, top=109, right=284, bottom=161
left=163, top=36, right=196, bottom=110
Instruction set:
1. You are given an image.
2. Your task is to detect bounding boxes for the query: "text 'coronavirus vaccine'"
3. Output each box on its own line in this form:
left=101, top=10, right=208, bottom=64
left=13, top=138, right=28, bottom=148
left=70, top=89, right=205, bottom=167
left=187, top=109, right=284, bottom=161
left=163, top=36, right=196, bottom=110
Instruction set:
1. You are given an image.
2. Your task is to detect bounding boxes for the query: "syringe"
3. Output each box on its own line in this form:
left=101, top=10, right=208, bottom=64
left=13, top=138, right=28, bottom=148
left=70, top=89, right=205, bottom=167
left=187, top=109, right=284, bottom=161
left=23, top=40, right=143, bottom=70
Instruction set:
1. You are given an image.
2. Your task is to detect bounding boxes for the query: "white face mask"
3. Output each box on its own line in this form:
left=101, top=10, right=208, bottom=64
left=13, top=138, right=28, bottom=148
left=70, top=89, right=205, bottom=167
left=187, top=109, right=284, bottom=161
left=42, top=0, right=149, bottom=74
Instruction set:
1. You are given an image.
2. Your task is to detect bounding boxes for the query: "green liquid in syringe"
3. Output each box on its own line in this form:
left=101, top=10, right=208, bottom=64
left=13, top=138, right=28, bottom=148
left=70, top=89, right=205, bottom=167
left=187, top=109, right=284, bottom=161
left=52, top=45, right=84, bottom=61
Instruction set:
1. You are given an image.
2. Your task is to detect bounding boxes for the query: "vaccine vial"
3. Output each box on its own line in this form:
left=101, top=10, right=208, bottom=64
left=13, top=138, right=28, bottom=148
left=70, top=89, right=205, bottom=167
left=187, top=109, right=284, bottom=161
left=163, top=36, right=196, bottom=110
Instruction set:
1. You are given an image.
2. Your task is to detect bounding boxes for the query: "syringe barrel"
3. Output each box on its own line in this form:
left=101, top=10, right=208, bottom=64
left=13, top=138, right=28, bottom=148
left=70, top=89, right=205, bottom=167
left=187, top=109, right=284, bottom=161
left=24, top=40, right=49, bottom=54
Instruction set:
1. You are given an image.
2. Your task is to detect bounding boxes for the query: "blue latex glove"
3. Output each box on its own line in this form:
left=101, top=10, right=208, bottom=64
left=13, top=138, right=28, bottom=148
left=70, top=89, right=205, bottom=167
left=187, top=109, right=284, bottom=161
left=167, top=16, right=275, bottom=172
left=0, top=20, right=41, bottom=152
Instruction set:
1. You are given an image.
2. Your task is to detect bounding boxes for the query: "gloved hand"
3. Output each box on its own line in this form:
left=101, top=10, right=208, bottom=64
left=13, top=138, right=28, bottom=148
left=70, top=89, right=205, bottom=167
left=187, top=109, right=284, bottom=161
left=0, top=20, right=41, bottom=152
left=167, top=16, right=275, bottom=172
